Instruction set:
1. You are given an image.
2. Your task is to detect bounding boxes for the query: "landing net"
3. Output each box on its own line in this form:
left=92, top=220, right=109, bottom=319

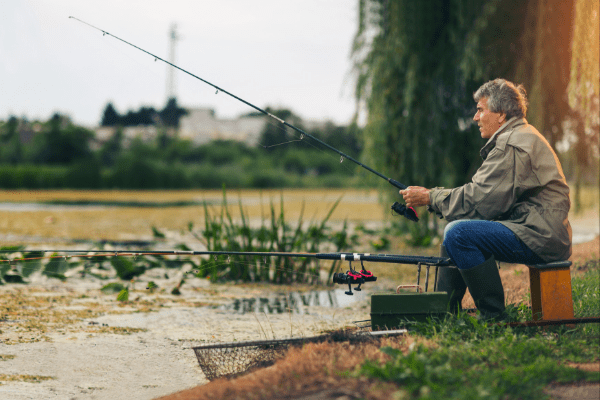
left=192, top=329, right=405, bottom=381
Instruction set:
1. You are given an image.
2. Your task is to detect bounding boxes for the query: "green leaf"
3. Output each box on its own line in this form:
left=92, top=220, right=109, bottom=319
left=116, top=287, right=129, bottom=302
left=111, top=257, right=145, bottom=281
left=151, top=226, right=165, bottom=238
left=101, top=282, right=125, bottom=294
left=2, top=270, right=26, bottom=284
left=43, top=256, right=68, bottom=279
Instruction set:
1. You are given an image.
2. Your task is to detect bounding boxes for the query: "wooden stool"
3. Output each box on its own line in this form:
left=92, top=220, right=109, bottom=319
left=527, top=261, right=574, bottom=321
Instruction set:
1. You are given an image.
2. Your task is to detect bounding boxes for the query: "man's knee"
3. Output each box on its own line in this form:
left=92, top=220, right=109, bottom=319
left=443, top=220, right=477, bottom=244
left=443, top=220, right=463, bottom=240
left=443, top=225, right=460, bottom=250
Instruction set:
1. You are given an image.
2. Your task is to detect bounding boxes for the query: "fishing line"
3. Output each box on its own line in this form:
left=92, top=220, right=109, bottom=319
left=69, top=16, right=391, bottom=210
left=87, top=19, right=336, bottom=175
left=68, top=16, right=416, bottom=211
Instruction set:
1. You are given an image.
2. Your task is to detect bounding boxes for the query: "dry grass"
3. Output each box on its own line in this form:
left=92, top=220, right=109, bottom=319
left=0, top=287, right=180, bottom=344
left=0, top=374, right=55, bottom=384
left=156, top=335, right=433, bottom=400
left=0, top=188, right=383, bottom=243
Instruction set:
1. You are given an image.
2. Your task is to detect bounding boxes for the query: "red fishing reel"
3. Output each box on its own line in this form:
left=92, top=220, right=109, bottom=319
left=332, top=261, right=377, bottom=295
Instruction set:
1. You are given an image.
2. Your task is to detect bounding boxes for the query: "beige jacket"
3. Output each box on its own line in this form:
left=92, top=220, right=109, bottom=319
left=429, top=117, right=572, bottom=262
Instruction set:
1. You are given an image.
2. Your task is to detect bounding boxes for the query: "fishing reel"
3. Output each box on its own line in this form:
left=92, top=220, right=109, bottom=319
left=332, top=261, right=377, bottom=295
left=391, top=202, right=419, bottom=222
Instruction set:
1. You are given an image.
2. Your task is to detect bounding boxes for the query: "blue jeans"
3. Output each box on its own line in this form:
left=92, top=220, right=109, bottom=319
left=443, top=220, right=544, bottom=269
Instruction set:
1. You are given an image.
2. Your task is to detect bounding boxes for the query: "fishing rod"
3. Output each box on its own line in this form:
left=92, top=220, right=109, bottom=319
left=1, top=248, right=452, bottom=294
left=68, top=16, right=418, bottom=222
left=0, top=248, right=452, bottom=266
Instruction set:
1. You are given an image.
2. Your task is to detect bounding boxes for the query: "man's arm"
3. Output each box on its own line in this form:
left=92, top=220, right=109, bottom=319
left=421, top=146, right=523, bottom=221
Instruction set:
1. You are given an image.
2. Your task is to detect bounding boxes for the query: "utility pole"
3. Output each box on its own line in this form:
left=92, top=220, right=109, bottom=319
left=166, top=23, right=179, bottom=101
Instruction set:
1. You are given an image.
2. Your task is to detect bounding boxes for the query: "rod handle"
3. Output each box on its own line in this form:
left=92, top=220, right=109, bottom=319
left=388, top=178, right=408, bottom=190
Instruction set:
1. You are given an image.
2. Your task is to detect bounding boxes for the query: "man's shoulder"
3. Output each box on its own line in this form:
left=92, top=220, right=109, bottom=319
left=502, top=122, right=549, bottom=152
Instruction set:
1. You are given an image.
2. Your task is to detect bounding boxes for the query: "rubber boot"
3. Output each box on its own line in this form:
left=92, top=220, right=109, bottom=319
left=459, top=256, right=506, bottom=321
left=435, top=245, right=467, bottom=313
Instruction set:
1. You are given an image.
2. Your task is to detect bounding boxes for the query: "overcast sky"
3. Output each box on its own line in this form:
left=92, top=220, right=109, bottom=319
left=1, top=1, right=359, bottom=127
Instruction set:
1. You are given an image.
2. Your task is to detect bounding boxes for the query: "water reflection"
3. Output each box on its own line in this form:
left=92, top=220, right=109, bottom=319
left=221, top=289, right=367, bottom=315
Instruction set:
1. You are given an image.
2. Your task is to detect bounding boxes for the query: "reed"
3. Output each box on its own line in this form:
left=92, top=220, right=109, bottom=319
left=196, top=188, right=355, bottom=284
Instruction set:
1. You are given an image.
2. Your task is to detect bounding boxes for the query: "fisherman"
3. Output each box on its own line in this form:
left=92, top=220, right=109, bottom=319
left=400, top=78, right=572, bottom=321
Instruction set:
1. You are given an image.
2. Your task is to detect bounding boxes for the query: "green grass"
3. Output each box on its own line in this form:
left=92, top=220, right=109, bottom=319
left=358, top=260, right=600, bottom=399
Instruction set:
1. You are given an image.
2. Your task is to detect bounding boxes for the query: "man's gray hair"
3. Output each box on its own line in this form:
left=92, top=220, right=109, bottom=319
left=473, top=78, right=528, bottom=119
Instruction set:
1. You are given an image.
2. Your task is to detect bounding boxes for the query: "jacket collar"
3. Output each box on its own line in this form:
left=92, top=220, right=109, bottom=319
left=480, top=117, right=527, bottom=159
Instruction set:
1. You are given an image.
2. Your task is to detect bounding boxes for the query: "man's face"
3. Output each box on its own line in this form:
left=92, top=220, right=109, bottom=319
left=473, top=97, right=506, bottom=139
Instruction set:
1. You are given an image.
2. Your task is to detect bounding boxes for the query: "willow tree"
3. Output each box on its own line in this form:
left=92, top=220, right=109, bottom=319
left=353, top=0, right=577, bottom=241
left=568, top=0, right=599, bottom=212
left=353, top=0, right=501, bottom=242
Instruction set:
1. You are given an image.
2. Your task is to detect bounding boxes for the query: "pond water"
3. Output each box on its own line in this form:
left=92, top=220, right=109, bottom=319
left=220, top=289, right=368, bottom=315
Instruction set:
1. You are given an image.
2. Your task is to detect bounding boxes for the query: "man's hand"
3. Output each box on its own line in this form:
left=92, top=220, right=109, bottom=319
left=399, top=186, right=431, bottom=208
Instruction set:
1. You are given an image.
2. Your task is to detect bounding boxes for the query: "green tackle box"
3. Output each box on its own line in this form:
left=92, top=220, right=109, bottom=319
left=370, top=292, right=448, bottom=330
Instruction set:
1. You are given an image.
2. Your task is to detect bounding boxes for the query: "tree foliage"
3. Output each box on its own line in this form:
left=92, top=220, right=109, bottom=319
left=0, top=108, right=362, bottom=190
left=31, top=114, right=95, bottom=164
left=568, top=0, right=599, bottom=132
left=567, top=0, right=599, bottom=211
left=100, top=97, right=188, bottom=127
left=353, top=0, right=586, bottom=236
left=0, top=116, right=23, bottom=164
left=353, top=0, right=490, bottom=238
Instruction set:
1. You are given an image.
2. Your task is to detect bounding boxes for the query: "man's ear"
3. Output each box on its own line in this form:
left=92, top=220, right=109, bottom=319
left=498, top=113, right=507, bottom=124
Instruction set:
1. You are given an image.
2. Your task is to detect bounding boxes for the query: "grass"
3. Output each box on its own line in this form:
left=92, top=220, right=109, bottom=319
left=356, top=258, right=600, bottom=400
left=360, top=335, right=596, bottom=400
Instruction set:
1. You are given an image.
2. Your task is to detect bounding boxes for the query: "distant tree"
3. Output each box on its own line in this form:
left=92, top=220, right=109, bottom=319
left=137, top=106, right=159, bottom=125
left=257, top=107, right=304, bottom=151
left=32, top=114, right=94, bottom=164
left=99, top=128, right=124, bottom=167
left=101, top=99, right=186, bottom=128
left=120, top=110, right=137, bottom=126
left=160, top=97, right=188, bottom=127
left=0, top=116, right=18, bottom=141
left=0, top=116, right=23, bottom=164
left=313, top=122, right=362, bottom=158
left=101, top=103, right=121, bottom=126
